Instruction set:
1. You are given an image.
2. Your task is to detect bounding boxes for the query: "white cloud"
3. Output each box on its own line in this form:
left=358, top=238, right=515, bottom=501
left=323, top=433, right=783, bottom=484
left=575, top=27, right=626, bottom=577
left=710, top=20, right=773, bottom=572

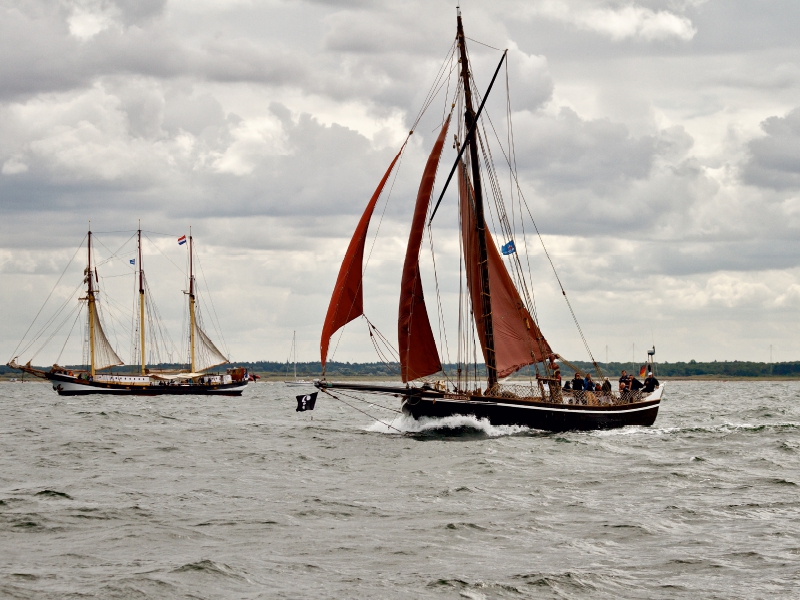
left=525, top=1, right=697, bottom=42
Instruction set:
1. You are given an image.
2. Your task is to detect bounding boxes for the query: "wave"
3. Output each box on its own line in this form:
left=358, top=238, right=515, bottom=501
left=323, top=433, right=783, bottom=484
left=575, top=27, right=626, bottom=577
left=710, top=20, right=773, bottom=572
left=365, top=413, right=533, bottom=437
left=591, top=421, right=798, bottom=437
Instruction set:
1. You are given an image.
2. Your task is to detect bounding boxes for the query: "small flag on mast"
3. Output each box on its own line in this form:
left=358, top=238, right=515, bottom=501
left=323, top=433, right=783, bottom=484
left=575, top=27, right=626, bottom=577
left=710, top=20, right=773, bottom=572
left=178, top=235, right=187, bottom=245
left=129, top=259, right=135, bottom=265
left=639, top=365, right=647, bottom=377
left=296, top=392, right=318, bottom=412
left=501, top=240, right=516, bottom=255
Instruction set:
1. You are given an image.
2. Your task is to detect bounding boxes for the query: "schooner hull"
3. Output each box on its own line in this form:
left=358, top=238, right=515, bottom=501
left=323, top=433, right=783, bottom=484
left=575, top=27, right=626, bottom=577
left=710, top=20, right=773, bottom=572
left=47, top=373, right=247, bottom=396
left=403, top=395, right=660, bottom=432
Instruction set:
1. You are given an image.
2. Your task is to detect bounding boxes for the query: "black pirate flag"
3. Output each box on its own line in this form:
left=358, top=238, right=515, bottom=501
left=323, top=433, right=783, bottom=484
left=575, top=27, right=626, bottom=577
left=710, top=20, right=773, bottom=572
left=296, top=392, right=318, bottom=412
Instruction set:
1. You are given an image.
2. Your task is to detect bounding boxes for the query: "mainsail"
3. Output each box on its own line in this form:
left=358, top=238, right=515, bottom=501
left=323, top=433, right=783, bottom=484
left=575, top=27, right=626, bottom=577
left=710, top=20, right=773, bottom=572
left=459, top=163, right=552, bottom=378
left=320, top=149, right=403, bottom=368
left=193, top=322, right=228, bottom=371
left=398, top=116, right=450, bottom=382
left=90, top=307, right=124, bottom=371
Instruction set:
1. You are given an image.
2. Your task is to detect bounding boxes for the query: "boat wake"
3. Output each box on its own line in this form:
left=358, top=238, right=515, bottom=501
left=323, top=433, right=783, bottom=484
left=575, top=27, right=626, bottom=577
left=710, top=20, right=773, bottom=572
left=365, top=413, right=533, bottom=437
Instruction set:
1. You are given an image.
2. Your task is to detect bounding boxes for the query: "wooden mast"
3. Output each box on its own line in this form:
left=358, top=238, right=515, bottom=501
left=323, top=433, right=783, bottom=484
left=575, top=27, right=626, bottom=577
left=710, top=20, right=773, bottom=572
left=87, top=225, right=96, bottom=377
left=189, top=227, right=196, bottom=373
left=138, top=222, right=146, bottom=375
left=457, top=10, right=497, bottom=389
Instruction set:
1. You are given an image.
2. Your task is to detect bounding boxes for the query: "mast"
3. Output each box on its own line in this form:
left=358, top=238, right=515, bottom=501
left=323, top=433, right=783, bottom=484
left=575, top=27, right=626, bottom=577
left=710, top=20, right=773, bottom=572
left=138, top=222, right=146, bottom=375
left=87, top=226, right=96, bottom=377
left=457, top=10, right=497, bottom=389
left=189, top=227, right=196, bottom=373
left=293, top=331, right=297, bottom=380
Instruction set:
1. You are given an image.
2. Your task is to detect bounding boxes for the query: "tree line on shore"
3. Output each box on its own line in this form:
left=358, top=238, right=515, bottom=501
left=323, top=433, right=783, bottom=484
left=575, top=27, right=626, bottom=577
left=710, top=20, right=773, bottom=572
left=4, top=359, right=800, bottom=378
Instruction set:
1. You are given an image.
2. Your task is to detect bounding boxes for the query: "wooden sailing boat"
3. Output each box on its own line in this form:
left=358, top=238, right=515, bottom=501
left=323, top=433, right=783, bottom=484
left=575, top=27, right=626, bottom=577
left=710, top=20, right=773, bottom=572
left=315, top=11, right=664, bottom=432
left=8, top=226, right=249, bottom=396
left=284, top=331, right=311, bottom=386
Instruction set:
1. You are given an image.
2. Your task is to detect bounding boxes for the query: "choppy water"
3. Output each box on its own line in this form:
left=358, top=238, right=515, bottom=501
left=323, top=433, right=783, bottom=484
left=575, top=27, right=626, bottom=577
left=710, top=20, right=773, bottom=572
left=0, top=380, right=798, bottom=599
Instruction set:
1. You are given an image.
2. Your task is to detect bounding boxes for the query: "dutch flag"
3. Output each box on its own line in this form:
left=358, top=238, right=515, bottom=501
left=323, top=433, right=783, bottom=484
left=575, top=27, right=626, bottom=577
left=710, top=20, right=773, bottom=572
left=178, top=235, right=187, bottom=245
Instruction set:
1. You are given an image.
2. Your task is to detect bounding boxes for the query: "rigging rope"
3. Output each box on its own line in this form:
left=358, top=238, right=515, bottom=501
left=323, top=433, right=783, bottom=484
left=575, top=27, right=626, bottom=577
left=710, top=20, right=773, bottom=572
left=319, top=388, right=402, bottom=432
left=9, top=235, right=86, bottom=362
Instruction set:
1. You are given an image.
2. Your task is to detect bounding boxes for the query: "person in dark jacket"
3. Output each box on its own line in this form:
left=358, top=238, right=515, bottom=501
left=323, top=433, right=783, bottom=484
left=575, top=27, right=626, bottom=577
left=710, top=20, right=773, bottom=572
left=618, top=370, right=629, bottom=391
left=642, top=373, right=660, bottom=393
left=572, top=372, right=584, bottom=391
left=629, top=377, right=644, bottom=390
left=563, top=380, right=571, bottom=391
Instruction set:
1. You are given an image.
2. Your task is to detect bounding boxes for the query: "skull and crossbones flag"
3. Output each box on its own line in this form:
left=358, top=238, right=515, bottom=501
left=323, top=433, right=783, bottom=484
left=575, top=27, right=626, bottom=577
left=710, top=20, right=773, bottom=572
left=296, top=392, right=318, bottom=412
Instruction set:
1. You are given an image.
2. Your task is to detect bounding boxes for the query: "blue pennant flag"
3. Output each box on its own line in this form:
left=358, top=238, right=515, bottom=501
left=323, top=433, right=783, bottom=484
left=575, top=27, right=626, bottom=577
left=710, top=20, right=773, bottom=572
left=501, top=240, right=516, bottom=255
left=129, top=259, right=135, bottom=265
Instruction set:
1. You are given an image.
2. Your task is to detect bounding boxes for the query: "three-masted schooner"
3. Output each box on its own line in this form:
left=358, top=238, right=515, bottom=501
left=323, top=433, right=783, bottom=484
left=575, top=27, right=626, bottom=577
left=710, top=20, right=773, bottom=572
left=8, top=226, right=249, bottom=395
left=315, top=11, right=664, bottom=432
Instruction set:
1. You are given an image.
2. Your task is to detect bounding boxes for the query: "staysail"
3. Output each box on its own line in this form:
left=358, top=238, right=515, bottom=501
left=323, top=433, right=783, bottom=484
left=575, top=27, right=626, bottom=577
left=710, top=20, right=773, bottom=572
left=320, top=149, right=403, bottom=368
left=459, top=163, right=552, bottom=377
left=90, top=307, right=124, bottom=371
left=398, top=117, right=450, bottom=382
left=193, top=322, right=229, bottom=371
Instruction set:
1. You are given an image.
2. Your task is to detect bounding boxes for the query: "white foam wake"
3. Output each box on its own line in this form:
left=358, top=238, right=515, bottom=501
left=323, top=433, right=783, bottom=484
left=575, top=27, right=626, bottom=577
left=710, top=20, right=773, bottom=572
left=365, top=412, right=532, bottom=437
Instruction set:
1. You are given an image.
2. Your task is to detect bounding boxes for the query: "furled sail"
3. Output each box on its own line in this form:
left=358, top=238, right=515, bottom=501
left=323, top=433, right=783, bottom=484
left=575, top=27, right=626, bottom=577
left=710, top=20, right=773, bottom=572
left=193, top=322, right=229, bottom=371
left=91, top=307, right=124, bottom=371
left=320, top=149, right=403, bottom=368
left=398, top=116, right=450, bottom=382
left=458, top=163, right=552, bottom=378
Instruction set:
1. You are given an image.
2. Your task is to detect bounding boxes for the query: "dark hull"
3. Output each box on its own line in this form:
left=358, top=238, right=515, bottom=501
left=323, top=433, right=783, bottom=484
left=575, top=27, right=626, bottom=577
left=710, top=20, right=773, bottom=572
left=317, top=382, right=661, bottom=432
left=47, top=373, right=247, bottom=396
left=404, top=396, right=660, bottom=432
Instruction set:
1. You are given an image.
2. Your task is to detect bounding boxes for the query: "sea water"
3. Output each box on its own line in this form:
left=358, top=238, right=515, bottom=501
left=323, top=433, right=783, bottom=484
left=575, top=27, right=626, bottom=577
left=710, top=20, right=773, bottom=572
left=0, top=380, right=797, bottom=598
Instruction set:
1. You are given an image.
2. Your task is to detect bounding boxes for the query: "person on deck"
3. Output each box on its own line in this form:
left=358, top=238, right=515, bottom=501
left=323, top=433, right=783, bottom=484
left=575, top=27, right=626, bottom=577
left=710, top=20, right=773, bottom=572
left=602, top=378, right=612, bottom=394
left=563, top=380, right=571, bottom=391
left=629, top=377, right=644, bottom=391
left=583, top=373, right=594, bottom=391
left=619, top=370, right=630, bottom=391
left=572, top=372, right=584, bottom=391
left=642, top=372, right=660, bottom=393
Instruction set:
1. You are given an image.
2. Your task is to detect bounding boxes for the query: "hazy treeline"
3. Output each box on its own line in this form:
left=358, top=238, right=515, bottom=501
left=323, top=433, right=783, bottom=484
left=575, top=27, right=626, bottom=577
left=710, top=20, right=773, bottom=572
left=4, top=360, right=800, bottom=378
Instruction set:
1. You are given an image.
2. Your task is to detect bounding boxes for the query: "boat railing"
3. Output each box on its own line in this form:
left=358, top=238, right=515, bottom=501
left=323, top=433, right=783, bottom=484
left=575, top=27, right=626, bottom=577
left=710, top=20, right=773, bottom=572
left=489, top=382, right=644, bottom=406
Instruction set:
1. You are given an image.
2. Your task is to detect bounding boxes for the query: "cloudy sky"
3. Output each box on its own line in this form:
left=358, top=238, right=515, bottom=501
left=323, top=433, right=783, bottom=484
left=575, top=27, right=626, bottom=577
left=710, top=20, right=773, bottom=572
left=2, top=0, right=800, bottom=368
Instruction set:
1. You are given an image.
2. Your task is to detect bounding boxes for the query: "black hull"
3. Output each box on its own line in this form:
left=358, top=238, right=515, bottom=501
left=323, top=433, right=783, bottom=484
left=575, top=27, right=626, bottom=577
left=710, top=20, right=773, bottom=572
left=47, top=373, right=247, bottom=396
left=403, top=396, right=659, bottom=432
left=316, top=382, right=661, bottom=432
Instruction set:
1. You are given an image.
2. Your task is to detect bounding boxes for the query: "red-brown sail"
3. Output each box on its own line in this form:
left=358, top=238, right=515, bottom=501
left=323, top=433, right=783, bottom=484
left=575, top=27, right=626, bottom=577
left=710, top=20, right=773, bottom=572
left=459, top=163, right=552, bottom=378
left=398, top=116, right=451, bottom=382
left=320, top=150, right=403, bottom=369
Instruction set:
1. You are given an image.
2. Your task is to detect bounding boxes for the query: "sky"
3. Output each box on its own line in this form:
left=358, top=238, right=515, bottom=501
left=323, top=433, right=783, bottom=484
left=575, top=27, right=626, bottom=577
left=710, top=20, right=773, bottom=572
left=2, top=0, right=800, bottom=367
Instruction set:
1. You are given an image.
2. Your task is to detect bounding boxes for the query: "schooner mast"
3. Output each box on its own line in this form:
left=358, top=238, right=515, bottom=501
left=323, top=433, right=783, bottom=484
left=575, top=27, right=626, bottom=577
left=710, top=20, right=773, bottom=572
left=87, top=227, right=97, bottom=377
left=188, top=227, right=197, bottom=373
left=457, top=10, right=497, bottom=389
left=138, top=223, right=146, bottom=374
